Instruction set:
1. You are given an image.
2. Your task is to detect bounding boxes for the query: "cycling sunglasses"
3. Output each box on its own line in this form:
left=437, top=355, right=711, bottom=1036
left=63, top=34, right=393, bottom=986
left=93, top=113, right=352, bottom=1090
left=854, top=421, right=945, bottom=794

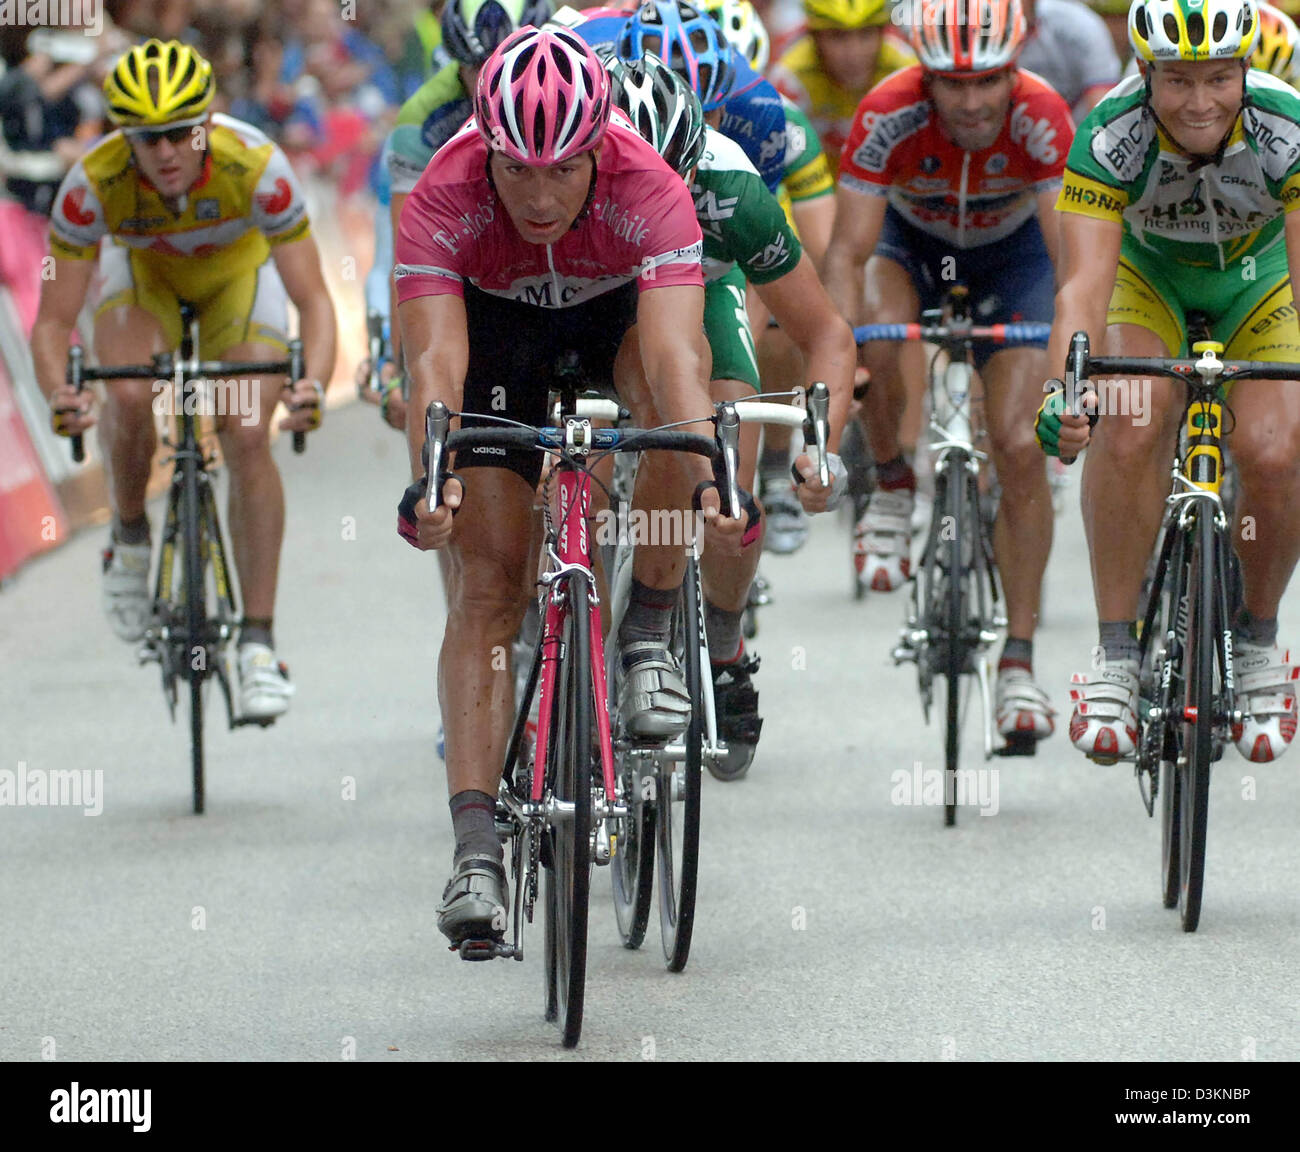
left=125, top=124, right=197, bottom=145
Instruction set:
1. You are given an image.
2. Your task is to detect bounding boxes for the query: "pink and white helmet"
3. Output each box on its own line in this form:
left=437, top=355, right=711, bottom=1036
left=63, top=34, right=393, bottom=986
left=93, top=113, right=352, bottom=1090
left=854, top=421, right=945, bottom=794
left=475, top=26, right=612, bottom=165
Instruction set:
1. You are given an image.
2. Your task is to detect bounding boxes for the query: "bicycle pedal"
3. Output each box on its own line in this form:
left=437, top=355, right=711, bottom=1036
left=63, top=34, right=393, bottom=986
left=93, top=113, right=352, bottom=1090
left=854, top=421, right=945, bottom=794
left=455, top=938, right=516, bottom=962
left=994, top=733, right=1039, bottom=758
left=232, top=716, right=276, bottom=729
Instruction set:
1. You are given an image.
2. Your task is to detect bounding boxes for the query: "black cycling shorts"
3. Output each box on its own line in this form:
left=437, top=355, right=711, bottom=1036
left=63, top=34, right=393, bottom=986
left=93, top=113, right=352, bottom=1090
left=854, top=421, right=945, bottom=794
left=455, top=280, right=639, bottom=488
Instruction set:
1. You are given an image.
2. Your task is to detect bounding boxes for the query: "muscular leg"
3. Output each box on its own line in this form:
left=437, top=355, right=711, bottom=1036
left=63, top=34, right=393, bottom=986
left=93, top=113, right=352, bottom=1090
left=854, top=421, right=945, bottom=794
left=1082, top=324, right=1184, bottom=624
left=614, top=323, right=708, bottom=592
left=860, top=255, right=920, bottom=462
left=440, top=467, right=537, bottom=798
left=982, top=347, right=1054, bottom=640
left=93, top=305, right=170, bottom=524
left=1228, top=378, right=1300, bottom=618
left=215, top=342, right=288, bottom=621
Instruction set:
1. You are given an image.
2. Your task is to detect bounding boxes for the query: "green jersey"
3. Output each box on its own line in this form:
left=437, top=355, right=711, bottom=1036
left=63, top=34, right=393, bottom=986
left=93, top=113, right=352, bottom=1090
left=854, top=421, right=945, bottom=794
left=1059, top=70, right=1300, bottom=270
left=692, top=127, right=803, bottom=285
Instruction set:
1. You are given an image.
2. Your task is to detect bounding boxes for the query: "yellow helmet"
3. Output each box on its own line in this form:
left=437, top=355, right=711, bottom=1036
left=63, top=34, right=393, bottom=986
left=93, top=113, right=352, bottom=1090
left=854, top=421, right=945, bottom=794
left=1254, top=2, right=1300, bottom=79
left=803, top=0, right=890, bottom=31
left=103, top=39, right=215, bottom=128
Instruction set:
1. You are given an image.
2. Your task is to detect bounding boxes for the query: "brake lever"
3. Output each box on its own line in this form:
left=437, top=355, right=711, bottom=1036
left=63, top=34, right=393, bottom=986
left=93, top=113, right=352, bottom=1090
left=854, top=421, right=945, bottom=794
left=804, top=381, right=830, bottom=488
left=1060, top=330, right=1092, bottom=467
left=715, top=402, right=741, bottom=519
left=425, top=400, right=449, bottom=513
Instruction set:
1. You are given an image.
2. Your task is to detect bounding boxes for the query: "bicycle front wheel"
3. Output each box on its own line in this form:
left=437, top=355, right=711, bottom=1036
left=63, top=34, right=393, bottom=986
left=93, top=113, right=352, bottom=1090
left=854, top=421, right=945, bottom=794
left=657, top=553, right=703, bottom=971
left=181, top=448, right=207, bottom=815
left=1178, top=508, right=1216, bottom=932
left=543, top=574, right=592, bottom=1047
left=941, top=458, right=968, bottom=828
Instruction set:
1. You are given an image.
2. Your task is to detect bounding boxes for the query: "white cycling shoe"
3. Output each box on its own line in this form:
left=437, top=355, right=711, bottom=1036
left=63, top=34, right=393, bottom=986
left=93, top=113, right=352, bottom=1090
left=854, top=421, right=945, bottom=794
left=1231, top=644, right=1299, bottom=763
left=101, top=540, right=153, bottom=642
left=854, top=488, right=913, bottom=592
left=1068, top=661, right=1140, bottom=764
left=237, top=643, right=295, bottom=721
left=995, top=667, right=1055, bottom=748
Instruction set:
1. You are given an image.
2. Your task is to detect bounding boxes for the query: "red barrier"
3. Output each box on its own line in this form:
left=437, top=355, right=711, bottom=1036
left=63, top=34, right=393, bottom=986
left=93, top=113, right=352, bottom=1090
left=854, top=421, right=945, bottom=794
left=0, top=357, right=66, bottom=580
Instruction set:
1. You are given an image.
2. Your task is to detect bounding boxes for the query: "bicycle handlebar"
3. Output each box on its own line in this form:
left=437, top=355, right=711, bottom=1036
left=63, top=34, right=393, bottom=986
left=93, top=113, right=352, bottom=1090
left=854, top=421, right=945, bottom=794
left=855, top=322, right=1052, bottom=347
left=423, top=381, right=834, bottom=521
left=66, top=340, right=308, bottom=458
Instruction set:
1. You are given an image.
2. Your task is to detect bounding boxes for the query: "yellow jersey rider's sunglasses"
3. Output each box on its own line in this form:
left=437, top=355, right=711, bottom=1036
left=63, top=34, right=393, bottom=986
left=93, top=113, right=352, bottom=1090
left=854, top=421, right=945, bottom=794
left=125, top=124, right=197, bottom=146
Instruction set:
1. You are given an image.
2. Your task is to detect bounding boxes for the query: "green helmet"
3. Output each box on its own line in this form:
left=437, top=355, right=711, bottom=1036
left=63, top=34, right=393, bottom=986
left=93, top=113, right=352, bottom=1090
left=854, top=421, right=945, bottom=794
left=1129, top=0, right=1261, bottom=62
left=604, top=52, right=707, bottom=178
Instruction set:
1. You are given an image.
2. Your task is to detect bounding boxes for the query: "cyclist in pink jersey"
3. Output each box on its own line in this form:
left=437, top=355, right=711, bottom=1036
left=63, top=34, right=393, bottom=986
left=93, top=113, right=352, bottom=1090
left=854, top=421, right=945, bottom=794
left=393, top=28, right=804, bottom=948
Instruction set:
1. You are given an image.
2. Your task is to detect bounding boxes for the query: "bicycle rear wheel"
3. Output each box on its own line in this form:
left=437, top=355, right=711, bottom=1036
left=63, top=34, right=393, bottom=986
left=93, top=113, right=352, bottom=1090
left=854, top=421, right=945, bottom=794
left=609, top=542, right=656, bottom=949
left=543, top=575, right=592, bottom=1046
left=181, top=444, right=206, bottom=815
left=657, top=553, right=703, bottom=970
left=1178, top=509, right=1216, bottom=932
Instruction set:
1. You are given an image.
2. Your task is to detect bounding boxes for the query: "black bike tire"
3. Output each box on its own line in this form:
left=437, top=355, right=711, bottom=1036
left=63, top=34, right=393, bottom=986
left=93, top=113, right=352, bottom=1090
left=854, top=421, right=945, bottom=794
left=610, top=553, right=656, bottom=949
left=1154, top=528, right=1185, bottom=909
left=608, top=539, right=655, bottom=949
left=943, top=458, right=965, bottom=828
left=182, top=444, right=206, bottom=816
left=543, top=575, right=592, bottom=1047
left=1179, top=509, right=1215, bottom=932
left=657, top=553, right=703, bottom=971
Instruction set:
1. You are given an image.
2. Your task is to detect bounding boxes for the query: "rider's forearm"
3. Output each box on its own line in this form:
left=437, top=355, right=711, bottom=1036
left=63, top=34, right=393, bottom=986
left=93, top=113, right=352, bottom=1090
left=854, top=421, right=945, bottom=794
left=296, top=293, right=337, bottom=387
left=404, top=350, right=465, bottom=481
left=821, top=246, right=866, bottom=332
left=31, top=314, right=77, bottom=402
left=642, top=336, right=715, bottom=488
left=1046, top=278, right=1111, bottom=379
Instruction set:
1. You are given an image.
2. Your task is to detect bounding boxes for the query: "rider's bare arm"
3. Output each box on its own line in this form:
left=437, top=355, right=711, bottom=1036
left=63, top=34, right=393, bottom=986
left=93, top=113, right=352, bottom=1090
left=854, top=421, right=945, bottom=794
left=1046, top=211, right=1123, bottom=373
left=272, top=232, right=338, bottom=387
left=32, top=255, right=97, bottom=427
left=388, top=190, right=409, bottom=369
left=1036, top=187, right=1064, bottom=281
left=790, top=192, right=835, bottom=270
left=636, top=283, right=715, bottom=488
left=753, top=251, right=854, bottom=452
left=398, top=291, right=469, bottom=481
left=821, top=188, right=888, bottom=329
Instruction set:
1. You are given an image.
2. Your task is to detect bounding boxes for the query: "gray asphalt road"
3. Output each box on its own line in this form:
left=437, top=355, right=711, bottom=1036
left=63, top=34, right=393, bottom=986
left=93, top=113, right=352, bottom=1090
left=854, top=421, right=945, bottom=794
left=2, top=403, right=1297, bottom=1061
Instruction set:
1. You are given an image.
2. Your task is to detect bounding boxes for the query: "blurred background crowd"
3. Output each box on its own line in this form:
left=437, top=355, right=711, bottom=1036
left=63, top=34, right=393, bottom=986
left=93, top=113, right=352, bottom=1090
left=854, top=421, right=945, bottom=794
left=0, top=0, right=447, bottom=333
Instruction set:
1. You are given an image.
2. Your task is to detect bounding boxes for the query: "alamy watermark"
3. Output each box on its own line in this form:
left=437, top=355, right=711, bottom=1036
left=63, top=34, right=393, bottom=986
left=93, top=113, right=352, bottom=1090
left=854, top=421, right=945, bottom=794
left=890, top=759, right=999, bottom=816
left=0, top=762, right=103, bottom=815
left=1052, top=376, right=1152, bottom=427
left=152, top=377, right=262, bottom=428
left=0, top=1, right=104, bottom=37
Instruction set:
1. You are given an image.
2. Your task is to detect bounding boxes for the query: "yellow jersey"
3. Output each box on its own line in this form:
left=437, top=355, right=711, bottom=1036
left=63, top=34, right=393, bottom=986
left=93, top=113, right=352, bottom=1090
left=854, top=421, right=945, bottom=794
left=771, top=32, right=919, bottom=175
left=49, top=113, right=312, bottom=280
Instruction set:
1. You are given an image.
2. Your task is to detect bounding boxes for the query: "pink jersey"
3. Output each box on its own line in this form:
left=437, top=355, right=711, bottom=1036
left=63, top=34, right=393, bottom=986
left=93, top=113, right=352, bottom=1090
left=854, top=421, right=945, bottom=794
left=838, top=66, right=1073, bottom=249
left=394, top=118, right=704, bottom=308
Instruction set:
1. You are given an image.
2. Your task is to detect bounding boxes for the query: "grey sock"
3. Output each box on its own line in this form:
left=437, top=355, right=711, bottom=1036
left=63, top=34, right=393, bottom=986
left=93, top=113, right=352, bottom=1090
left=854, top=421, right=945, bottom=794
left=1234, top=608, right=1278, bottom=648
left=705, top=598, right=744, bottom=664
left=1000, top=636, right=1033, bottom=670
left=112, top=514, right=150, bottom=546
left=619, top=579, right=678, bottom=661
left=240, top=618, right=274, bottom=650
left=1098, top=621, right=1140, bottom=667
left=450, top=789, right=502, bottom=864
